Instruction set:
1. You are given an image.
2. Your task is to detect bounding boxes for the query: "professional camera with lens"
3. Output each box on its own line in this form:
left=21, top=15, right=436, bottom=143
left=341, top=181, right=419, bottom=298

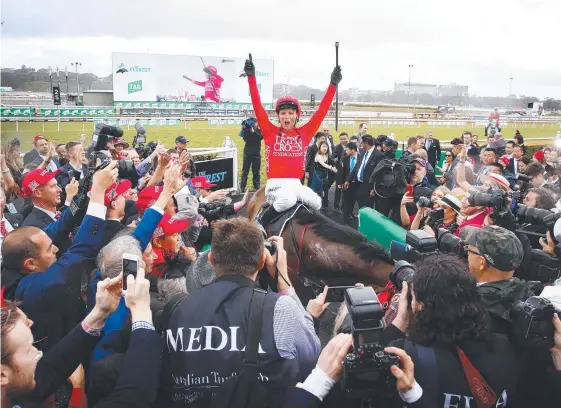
left=416, top=196, right=431, bottom=208
left=390, top=261, right=415, bottom=290
left=197, top=202, right=235, bottom=223
left=467, top=187, right=509, bottom=213
left=341, top=287, right=401, bottom=398
left=390, top=228, right=467, bottom=263
left=90, top=133, right=138, bottom=184
left=514, top=205, right=561, bottom=231
left=510, top=296, right=555, bottom=349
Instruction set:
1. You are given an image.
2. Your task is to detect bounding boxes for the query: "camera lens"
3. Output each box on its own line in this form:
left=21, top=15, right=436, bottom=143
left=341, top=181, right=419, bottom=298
left=390, top=260, right=415, bottom=290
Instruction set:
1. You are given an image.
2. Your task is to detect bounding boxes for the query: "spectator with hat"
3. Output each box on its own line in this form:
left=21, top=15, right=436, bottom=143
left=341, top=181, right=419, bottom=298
left=498, top=155, right=516, bottom=188
left=23, top=135, right=59, bottom=169
left=21, top=168, right=79, bottom=230
left=99, top=179, right=133, bottom=247
left=0, top=162, right=118, bottom=351
left=175, top=135, right=189, bottom=153
left=191, top=175, right=229, bottom=203
left=150, top=213, right=190, bottom=277
left=112, top=138, right=130, bottom=160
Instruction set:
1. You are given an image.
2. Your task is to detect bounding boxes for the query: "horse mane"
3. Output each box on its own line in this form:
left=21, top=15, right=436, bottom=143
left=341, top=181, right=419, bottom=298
left=294, top=209, right=394, bottom=265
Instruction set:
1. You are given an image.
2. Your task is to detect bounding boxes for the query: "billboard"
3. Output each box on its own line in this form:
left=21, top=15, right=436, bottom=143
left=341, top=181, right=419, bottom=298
left=112, top=52, right=274, bottom=106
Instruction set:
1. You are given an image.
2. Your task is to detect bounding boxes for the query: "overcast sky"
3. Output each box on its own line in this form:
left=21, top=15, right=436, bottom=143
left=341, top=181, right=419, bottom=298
left=2, top=0, right=560, bottom=98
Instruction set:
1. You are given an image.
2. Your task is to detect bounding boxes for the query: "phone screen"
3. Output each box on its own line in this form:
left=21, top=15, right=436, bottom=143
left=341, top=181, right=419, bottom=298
left=326, top=286, right=354, bottom=303
left=406, top=185, right=414, bottom=196
left=122, top=258, right=138, bottom=290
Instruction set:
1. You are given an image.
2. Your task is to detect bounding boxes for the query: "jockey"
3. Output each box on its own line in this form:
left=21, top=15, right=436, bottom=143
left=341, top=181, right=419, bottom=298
left=244, top=53, right=342, bottom=214
left=183, top=66, right=224, bottom=102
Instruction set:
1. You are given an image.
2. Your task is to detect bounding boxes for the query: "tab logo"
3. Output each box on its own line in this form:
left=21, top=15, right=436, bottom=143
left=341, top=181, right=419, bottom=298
left=128, top=80, right=143, bottom=94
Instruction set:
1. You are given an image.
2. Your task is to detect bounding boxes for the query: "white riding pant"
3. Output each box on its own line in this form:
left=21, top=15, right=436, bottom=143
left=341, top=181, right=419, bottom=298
left=265, top=178, right=322, bottom=212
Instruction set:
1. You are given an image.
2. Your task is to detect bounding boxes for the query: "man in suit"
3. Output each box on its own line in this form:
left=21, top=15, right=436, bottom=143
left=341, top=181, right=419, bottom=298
left=25, top=136, right=61, bottom=172
left=56, top=141, right=88, bottom=192
left=333, top=132, right=349, bottom=214
left=339, top=142, right=358, bottom=218
left=508, top=145, right=525, bottom=176
left=424, top=130, right=441, bottom=168
left=22, top=169, right=64, bottom=229
left=1, top=162, right=118, bottom=351
left=343, top=135, right=382, bottom=224
left=99, top=179, right=133, bottom=248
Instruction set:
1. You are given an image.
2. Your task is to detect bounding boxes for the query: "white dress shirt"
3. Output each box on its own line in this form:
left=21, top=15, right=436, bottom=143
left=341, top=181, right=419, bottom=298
left=357, top=148, right=372, bottom=182
left=34, top=205, right=58, bottom=222
left=39, top=155, right=59, bottom=172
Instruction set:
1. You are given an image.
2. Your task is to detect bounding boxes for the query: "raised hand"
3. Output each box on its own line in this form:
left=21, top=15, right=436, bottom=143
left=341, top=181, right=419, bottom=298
left=65, top=177, right=79, bottom=201
left=93, top=161, right=119, bottom=191
left=244, top=53, right=255, bottom=77
left=330, top=65, right=342, bottom=86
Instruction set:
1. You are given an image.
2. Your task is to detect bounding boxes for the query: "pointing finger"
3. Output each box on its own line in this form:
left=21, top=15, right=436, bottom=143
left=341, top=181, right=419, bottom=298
left=249, top=53, right=253, bottom=62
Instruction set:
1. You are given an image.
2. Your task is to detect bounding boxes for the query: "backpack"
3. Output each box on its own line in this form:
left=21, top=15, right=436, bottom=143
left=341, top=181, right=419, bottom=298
left=158, top=289, right=272, bottom=408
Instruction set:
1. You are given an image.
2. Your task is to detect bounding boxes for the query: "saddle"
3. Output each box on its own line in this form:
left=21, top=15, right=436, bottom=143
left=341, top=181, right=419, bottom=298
left=256, top=202, right=304, bottom=237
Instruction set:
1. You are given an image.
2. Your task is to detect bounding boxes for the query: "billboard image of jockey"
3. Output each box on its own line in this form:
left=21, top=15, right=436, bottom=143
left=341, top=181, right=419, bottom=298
left=183, top=65, right=224, bottom=102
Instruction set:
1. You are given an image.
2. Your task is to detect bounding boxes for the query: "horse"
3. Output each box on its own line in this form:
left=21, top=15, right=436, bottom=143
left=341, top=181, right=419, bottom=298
left=247, top=188, right=394, bottom=306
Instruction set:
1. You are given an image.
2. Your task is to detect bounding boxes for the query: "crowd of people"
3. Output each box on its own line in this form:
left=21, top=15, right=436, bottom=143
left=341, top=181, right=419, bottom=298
left=0, top=54, right=560, bottom=408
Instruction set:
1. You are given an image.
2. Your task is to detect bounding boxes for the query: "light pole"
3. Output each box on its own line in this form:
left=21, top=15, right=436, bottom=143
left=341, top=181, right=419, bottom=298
left=71, top=62, right=82, bottom=105
left=407, top=64, right=414, bottom=110
left=509, top=77, right=513, bottom=97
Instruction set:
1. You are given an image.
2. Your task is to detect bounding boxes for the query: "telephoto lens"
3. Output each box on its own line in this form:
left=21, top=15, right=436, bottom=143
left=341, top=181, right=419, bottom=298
left=417, top=196, right=431, bottom=208
left=390, top=261, right=415, bottom=290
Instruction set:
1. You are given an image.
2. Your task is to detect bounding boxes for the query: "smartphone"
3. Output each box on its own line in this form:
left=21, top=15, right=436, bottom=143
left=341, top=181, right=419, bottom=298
left=122, top=253, right=139, bottom=291
left=325, top=286, right=355, bottom=303
left=406, top=185, right=413, bottom=196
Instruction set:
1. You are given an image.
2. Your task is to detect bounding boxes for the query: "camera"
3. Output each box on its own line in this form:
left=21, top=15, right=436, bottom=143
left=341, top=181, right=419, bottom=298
left=510, top=296, right=555, bottom=349
left=417, top=196, right=431, bottom=208
left=528, top=249, right=561, bottom=284
left=197, top=202, right=235, bottom=223
left=390, top=228, right=467, bottom=263
left=467, top=187, right=509, bottom=212
left=390, top=261, right=415, bottom=290
left=341, top=287, right=401, bottom=398
left=514, top=205, right=561, bottom=230
left=90, top=132, right=138, bottom=184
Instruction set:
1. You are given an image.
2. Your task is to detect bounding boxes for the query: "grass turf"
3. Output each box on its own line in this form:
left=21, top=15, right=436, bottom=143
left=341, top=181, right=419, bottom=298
left=1, top=120, right=558, bottom=185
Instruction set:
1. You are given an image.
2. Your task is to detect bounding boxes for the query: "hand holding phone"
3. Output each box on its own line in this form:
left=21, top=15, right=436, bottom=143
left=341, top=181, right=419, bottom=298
left=122, top=253, right=139, bottom=291
left=406, top=185, right=414, bottom=197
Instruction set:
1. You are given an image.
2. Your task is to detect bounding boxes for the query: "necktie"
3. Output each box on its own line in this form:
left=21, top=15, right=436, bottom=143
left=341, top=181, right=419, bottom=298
left=358, top=151, right=370, bottom=182
left=55, top=211, right=61, bottom=220
left=0, top=220, right=7, bottom=237
left=350, top=156, right=356, bottom=172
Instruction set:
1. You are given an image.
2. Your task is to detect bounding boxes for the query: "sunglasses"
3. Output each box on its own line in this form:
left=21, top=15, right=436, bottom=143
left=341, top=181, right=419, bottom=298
left=445, top=154, right=452, bottom=157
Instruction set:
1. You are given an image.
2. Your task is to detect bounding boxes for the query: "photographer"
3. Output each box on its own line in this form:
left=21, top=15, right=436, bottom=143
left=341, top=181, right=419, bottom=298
left=401, top=186, right=449, bottom=229
left=239, top=117, right=263, bottom=192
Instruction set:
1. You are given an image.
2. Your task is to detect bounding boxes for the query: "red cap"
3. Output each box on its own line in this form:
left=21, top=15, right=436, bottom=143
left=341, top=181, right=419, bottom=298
left=22, top=169, right=61, bottom=198
left=533, top=150, right=545, bottom=161
left=191, top=176, right=216, bottom=189
left=136, top=185, right=163, bottom=215
left=152, top=213, right=189, bottom=239
left=499, top=156, right=510, bottom=167
left=92, top=179, right=132, bottom=206
left=33, top=134, right=46, bottom=143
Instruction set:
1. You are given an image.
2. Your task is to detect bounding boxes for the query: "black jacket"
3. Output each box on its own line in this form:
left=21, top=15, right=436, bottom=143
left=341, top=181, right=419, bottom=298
left=56, top=162, right=88, bottom=190
left=348, top=148, right=383, bottom=184
left=22, top=206, right=56, bottom=229
left=424, top=138, right=441, bottom=164
left=12, top=324, right=163, bottom=408
left=23, top=148, right=39, bottom=165
left=305, top=144, right=320, bottom=175
left=101, top=219, right=127, bottom=248
left=241, top=127, right=263, bottom=156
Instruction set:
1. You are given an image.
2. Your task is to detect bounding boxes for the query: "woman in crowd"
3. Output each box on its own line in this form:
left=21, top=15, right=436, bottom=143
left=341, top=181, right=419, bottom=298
left=400, top=186, right=450, bottom=229
left=436, top=148, right=454, bottom=184
left=311, top=141, right=337, bottom=210
left=518, top=156, right=531, bottom=174
left=2, top=138, right=23, bottom=188
left=514, top=132, right=526, bottom=155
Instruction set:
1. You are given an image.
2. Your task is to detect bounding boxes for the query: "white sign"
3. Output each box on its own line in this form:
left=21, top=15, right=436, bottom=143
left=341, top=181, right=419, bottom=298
left=112, top=52, right=274, bottom=104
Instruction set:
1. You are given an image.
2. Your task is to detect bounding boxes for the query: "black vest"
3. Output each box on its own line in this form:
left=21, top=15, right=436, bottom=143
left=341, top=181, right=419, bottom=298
left=160, top=275, right=299, bottom=407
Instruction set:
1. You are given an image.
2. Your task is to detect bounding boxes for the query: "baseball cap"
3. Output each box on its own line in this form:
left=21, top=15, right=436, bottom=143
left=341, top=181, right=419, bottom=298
left=33, top=134, right=46, bottom=143
left=191, top=176, right=217, bottom=189
left=175, top=136, right=189, bottom=144
left=152, top=213, right=190, bottom=239
left=22, top=168, right=61, bottom=197
left=498, top=156, right=510, bottom=168
left=100, top=179, right=132, bottom=206
left=136, top=185, right=164, bottom=215
left=410, top=157, right=427, bottom=168
left=460, top=225, right=524, bottom=272
left=437, top=194, right=462, bottom=215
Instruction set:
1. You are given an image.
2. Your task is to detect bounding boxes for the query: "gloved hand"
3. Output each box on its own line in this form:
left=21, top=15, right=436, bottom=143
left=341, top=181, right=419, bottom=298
left=244, top=53, right=255, bottom=77
left=330, top=65, right=342, bottom=86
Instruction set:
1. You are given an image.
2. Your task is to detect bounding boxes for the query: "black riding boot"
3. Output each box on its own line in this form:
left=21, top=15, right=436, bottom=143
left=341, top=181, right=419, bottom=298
left=257, top=204, right=281, bottom=228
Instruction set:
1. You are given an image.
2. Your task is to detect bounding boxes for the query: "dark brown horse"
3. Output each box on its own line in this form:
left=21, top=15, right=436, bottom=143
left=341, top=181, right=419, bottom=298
left=247, top=188, right=394, bottom=304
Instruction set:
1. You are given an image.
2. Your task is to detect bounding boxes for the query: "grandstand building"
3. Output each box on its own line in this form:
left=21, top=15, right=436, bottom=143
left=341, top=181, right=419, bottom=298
left=394, top=82, right=438, bottom=96
left=438, top=83, right=469, bottom=97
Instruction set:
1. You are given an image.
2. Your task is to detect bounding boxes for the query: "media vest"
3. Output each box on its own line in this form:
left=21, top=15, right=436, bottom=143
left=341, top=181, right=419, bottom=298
left=159, top=275, right=300, bottom=407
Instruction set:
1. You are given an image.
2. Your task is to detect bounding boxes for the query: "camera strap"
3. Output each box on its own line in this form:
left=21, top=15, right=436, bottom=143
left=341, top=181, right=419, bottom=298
left=405, top=341, right=437, bottom=408
left=456, top=346, right=497, bottom=408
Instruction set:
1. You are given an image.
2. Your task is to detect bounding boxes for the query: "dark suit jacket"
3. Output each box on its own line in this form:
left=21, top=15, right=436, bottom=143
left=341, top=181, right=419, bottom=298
left=101, top=220, right=127, bottom=248
left=23, top=206, right=56, bottom=230
left=56, top=163, right=88, bottom=190
left=29, top=155, right=61, bottom=170
left=4, top=213, right=24, bottom=229
left=333, top=143, right=346, bottom=168
left=348, top=148, right=382, bottom=184
left=305, top=144, right=319, bottom=174
left=23, top=149, right=39, bottom=166
left=424, top=138, right=441, bottom=164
